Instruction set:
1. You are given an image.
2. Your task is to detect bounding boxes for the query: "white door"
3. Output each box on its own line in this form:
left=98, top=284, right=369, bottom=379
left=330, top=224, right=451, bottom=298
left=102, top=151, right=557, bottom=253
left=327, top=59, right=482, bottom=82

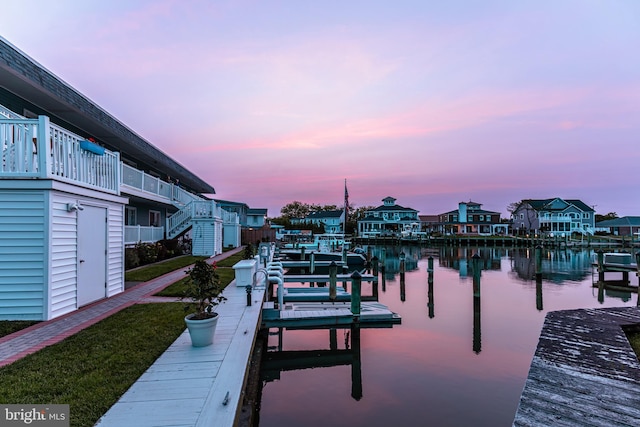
left=77, top=205, right=107, bottom=306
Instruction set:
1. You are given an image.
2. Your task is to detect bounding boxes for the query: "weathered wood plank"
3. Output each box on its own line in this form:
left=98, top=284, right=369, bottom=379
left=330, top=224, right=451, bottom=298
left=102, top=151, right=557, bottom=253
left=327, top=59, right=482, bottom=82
left=514, top=307, right=640, bottom=426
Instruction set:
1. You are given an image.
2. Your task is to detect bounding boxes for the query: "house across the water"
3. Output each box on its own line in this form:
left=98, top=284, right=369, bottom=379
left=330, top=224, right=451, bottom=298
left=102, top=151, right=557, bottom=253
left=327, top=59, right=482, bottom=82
left=0, top=37, right=258, bottom=320
left=512, top=198, right=595, bottom=236
left=357, top=197, right=421, bottom=238
left=434, top=201, right=507, bottom=236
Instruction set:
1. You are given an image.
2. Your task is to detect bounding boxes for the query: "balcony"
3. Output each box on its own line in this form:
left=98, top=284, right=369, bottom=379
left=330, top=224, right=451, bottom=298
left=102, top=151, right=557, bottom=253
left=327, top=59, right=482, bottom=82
left=1, top=115, right=120, bottom=194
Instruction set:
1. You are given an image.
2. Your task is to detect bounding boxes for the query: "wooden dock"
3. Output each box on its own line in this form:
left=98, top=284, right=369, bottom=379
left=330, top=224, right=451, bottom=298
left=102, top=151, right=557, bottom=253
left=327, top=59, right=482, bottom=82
left=513, top=307, right=640, bottom=426
left=262, top=301, right=400, bottom=328
left=283, top=273, right=377, bottom=283
left=279, top=260, right=345, bottom=269
left=95, top=282, right=266, bottom=427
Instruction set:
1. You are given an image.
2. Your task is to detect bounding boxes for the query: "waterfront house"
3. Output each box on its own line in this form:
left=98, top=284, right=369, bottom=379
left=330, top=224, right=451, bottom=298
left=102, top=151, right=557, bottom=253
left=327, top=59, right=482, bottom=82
left=216, top=200, right=272, bottom=245
left=512, top=198, right=595, bottom=236
left=290, top=210, right=345, bottom=234
left=419, top=214, right=439, bottom=234
left=596, top=216, right=640, bottom=237
left=357, top=197, right=420, bottom=237
left=0, top=37, right=226, bottom=320
left=435, top=202, right=506, bottom=235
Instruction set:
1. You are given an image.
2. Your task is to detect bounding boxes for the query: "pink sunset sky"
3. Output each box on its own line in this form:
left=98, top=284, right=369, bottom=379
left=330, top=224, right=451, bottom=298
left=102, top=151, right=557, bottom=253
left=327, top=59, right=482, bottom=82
left=2, top=1, right=639, bottom=218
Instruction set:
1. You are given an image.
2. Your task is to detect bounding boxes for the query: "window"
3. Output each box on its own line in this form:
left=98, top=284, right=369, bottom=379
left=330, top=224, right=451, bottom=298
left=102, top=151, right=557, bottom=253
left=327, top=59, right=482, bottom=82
left=583, top=213, right=590, bottom=219
left=149, top=210, right=161, bottom=227
left=125, top=207, right=137, bottom=226
left=479, top=215, right=484, bottom=222
left=520, top=213, right=524, bottom=220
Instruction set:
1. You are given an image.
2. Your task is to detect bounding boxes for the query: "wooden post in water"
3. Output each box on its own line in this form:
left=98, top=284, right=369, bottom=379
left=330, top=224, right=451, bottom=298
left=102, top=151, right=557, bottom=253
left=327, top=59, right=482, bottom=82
left=310, top=251, right=315, bottom=274
left=371, top=256, right=379, bottom=300
left=342, top=246, right=348, bottom=265
left=301, top=246, right=306, bottom=261
left=381, top=272, right=386, bottom=293
left=380, top=247, right=386, bottom=275
left=399, top=251, right=406, bottom=301
left=536, top=276, right=543, bottom=311
left=329, top=261, right=337, bottom=301
left=535, top=245, right=543, bottom=282
left=597, top=250, right=605, bottom=283
left=330, top=328, right=337, bottom=351
left=427, top=259, right=434, bottom=319
left=342, top=264, right=349, bottom=291
left=371, top=255, right=379, bottom=277
left=350, top=323, right=363, bottom=401
left=351, top=271, right=362, bottom=322
left=472, top=253, right=481, bottom=354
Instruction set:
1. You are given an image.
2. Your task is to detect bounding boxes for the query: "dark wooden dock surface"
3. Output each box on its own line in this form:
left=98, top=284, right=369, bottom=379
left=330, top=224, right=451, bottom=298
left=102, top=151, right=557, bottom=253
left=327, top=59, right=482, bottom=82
left=514, top=307, right=640, bottom=426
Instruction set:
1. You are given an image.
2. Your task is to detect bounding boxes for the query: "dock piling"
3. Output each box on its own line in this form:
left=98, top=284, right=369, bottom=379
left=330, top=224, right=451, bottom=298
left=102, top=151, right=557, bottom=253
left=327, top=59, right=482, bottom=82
left=597, top=250, right=605, bottom=283
left=351, top=271, right=362, bottom=321
left=535, top=245, right=543, bottom=281
left=371, top=256, right=379, bottom=277
left=329, top=261, right=337, bottom=301
left=472, top=253, right=482, bottom=353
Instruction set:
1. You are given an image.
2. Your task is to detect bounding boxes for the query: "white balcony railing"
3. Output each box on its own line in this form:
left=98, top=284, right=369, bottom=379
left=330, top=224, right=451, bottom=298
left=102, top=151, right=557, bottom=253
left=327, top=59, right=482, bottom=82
left=1, top=115, right=120, bottom=194
left=121, top=163, right=201, bottom=207
left=1, top=108, right=209, bottom=226
left=125, top=225, right=165, bottom=245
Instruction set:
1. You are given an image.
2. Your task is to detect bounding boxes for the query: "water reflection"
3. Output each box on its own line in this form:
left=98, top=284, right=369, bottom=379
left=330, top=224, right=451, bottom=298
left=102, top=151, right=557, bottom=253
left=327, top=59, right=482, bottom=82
left=257, top=246, right=637, bottom=427
left=509, top=248, right=593, bottom=283
left=262, top=326, right=363, bottom=401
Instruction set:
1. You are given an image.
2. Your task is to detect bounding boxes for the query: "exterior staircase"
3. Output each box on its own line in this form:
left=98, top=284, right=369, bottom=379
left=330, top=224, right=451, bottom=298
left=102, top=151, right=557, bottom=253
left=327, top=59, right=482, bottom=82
left=167, top=200, right=220, bottom=239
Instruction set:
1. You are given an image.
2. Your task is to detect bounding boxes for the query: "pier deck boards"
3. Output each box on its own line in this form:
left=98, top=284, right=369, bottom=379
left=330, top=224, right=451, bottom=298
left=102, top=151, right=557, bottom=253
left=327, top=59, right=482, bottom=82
left=283, top=273, right=377, bottom=283
left=95, top=283, right=266, bottom=427
left=514, top=307, right=640, bottom=426
left=279, top=260, right=345, bottom=268
left=262, top=301, right=401, bottom=328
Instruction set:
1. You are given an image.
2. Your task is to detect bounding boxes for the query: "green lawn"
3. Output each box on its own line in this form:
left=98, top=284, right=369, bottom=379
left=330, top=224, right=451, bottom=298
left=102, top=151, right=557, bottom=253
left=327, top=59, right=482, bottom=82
left=627, top=331, right=640, bottom=361
left=125, top=250, right=246, bottom=282
left=0, top=303, right=187, bottom=427
left=0, top=320, right=39, bottom=339
left=156, top=267, right=236, bottom=297
left=125, top=255, right=208, bottom=282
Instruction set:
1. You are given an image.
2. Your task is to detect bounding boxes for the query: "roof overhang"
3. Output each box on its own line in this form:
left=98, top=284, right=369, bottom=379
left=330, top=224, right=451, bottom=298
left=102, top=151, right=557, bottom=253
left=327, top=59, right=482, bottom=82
left=0, top=37, right=215, bottom=194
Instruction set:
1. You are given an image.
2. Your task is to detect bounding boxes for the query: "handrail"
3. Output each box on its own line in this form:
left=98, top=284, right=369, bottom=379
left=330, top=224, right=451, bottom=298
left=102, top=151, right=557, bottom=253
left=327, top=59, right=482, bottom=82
left=1, top=115, right=119, bottom=194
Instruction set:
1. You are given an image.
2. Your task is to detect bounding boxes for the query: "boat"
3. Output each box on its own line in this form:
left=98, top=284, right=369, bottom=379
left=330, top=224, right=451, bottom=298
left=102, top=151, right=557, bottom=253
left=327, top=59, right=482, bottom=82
left=279, top=234, right=366, bottom=266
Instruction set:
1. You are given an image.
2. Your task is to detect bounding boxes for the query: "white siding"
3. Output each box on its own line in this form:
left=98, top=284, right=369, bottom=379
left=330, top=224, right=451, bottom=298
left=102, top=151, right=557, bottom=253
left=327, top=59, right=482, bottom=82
left=0, top=191, right=46, bottom=319
left=215, top=218, right=223, bottom=255
left=49, top=193, right=124, bottom=318
left=107, top=204, right=124, bottom=297
left=49, top=194, right=79, bottom=318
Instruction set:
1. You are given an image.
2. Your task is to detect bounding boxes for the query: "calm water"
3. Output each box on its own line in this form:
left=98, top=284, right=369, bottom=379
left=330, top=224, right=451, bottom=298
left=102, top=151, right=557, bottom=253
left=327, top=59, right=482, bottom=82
left=256, top=246, right=636, bottom=427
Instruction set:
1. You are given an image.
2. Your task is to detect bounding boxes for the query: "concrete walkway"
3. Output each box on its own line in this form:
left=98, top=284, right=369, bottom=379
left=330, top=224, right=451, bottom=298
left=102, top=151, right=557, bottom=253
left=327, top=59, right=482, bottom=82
left=0, top=247, right=243, bottom=367
left=95, top=274, right=265, bottom=426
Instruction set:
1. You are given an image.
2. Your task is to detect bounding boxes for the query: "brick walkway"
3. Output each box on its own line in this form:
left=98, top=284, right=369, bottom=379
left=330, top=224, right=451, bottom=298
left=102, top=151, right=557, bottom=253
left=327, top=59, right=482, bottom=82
left=0, top=248, right=243, bottom=367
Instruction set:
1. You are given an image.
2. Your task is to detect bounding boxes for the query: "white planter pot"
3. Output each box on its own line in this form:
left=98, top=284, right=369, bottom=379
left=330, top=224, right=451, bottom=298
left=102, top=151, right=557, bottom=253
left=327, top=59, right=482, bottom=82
left=184, top=313, right=219, bottom=347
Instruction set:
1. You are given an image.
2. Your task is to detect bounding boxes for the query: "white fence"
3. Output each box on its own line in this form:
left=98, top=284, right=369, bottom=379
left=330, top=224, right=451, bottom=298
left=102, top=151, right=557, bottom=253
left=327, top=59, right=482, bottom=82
left=125, top=225, right=165, bottom=245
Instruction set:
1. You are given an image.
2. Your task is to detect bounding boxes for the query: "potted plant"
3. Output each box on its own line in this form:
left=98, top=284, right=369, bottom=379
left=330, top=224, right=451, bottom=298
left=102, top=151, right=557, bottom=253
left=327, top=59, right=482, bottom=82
left=182, top=260, right=227, bottom=347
